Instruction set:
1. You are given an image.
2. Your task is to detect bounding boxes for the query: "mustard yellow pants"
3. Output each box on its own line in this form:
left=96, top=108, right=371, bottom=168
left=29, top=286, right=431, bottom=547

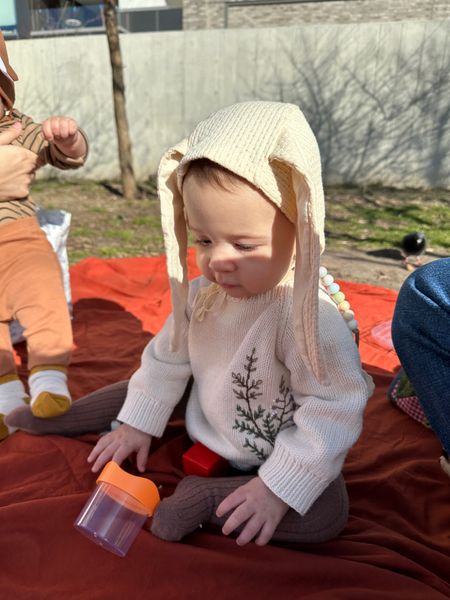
left=0, top=216, right=72, bottom=376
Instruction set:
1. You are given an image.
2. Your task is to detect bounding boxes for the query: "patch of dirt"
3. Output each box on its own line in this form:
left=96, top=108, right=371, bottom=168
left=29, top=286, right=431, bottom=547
left=321, top=247, right=439, bottom=290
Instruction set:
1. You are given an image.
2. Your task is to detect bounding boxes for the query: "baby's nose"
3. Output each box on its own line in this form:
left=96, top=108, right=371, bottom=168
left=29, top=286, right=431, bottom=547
left=209, top=246, right=236, bottom=271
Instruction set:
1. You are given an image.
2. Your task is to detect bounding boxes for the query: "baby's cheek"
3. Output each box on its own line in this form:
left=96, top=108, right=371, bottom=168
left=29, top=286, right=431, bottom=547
left=196, top=254, right=211, bottom=276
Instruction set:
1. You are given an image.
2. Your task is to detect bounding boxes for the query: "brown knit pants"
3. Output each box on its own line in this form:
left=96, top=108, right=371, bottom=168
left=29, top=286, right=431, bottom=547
left=151, top=473, right=349, bottom=544
left=0, top=217, right=72, bottom=375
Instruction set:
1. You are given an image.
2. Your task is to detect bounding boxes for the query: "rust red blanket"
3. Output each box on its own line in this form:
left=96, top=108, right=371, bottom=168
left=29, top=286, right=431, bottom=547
left=1, top=252, right=449, bottom=599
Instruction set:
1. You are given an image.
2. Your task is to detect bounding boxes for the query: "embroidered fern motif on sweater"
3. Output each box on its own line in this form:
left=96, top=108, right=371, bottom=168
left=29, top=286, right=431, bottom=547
left=232, top=347, right=296, bottom=460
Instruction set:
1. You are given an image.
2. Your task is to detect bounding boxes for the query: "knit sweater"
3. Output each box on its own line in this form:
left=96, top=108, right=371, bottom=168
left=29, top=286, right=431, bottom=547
left=118, top=276, right=372, bottom=515
left=0, top=109, right=88, bottom=225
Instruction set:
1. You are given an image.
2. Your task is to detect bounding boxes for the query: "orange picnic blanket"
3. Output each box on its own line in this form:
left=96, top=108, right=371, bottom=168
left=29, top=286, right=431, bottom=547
left=1, top=251, right=449, bottom=599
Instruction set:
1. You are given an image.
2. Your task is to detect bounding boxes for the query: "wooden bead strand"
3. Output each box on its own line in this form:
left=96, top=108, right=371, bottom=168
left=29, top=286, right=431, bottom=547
left=319, top=266, right=360, bottom=346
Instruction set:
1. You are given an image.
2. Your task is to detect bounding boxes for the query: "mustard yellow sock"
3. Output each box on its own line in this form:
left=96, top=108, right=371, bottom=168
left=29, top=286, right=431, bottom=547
left=29, top=368, right=71, bottom=419
left=30, top=392, right=71, bottom=418
left=0, top=415, right=10, bottom=441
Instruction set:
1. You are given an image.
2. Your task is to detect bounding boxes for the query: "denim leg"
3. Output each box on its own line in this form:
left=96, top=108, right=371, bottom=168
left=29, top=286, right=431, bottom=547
left=391, top=258, right=450, bottom=454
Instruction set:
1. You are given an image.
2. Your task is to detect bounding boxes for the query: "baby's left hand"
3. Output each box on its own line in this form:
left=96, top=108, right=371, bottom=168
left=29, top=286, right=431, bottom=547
left=41, top=116, right=79, bottom=145
left=216, top=476, right=289, bottom=546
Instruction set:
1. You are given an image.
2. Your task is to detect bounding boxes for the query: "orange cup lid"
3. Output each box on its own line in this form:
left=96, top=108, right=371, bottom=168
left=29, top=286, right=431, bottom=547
left=97, top=461, right=160, bottom=516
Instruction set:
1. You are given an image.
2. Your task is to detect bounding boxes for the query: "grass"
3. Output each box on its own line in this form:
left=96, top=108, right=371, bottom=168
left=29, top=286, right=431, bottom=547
left=32, top=179, right=450, bottom=264
left=325, top=185, right=450, bottom=252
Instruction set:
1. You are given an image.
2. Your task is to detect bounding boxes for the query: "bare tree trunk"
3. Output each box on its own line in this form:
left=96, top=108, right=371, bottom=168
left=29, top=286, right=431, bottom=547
left=103, top=0, right=137, bottom=199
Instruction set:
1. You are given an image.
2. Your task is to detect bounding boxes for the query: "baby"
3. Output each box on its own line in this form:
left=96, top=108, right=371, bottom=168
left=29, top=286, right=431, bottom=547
left=7, top=101, right=373, bottom=546
left=0, top=31, right=88, bottom=438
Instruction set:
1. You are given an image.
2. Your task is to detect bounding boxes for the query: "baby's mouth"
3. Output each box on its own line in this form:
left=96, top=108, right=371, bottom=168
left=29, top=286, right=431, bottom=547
left=217, top=281, right=238, bottom=289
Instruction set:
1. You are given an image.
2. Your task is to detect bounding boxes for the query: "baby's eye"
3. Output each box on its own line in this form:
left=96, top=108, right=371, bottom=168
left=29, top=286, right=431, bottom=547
left=195, top=239, right=211, bottom=247
left=234, top=243, right=256, bottom=252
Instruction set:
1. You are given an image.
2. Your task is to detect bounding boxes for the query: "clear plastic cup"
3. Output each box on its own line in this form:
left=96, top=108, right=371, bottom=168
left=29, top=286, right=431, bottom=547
left=74, top=461, right=160, bottom=557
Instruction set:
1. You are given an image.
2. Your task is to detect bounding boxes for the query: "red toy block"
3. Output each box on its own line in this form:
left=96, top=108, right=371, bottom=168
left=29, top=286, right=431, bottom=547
left=182, top=442, right=228, bottom=477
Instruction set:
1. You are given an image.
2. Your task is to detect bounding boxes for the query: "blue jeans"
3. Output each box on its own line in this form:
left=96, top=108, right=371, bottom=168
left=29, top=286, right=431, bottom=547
left=391, top=258, right=450, bottom=455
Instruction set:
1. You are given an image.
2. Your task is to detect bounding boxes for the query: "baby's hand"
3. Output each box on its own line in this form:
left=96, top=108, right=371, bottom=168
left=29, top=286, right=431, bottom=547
left=216, top=476, right=289, bottom=546
left=41, top=116, right=79, bottom=145
left=87, top=423, right=152, bottom=474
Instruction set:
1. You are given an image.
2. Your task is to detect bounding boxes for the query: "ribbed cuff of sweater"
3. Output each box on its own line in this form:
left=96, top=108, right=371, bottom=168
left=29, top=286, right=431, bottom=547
left=117, top=390, right=174, bottom=438
left=258, top=443, right=331, bottom=515
left=51, top=129, right=89, bottom=167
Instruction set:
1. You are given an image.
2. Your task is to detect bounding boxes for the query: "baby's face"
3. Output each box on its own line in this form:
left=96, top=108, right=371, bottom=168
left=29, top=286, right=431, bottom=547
left=184, top=173, right=296, bottom=298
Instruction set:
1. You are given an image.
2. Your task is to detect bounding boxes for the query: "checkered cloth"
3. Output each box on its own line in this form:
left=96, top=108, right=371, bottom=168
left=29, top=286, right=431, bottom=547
left=388, top=368, right=430, bottom=428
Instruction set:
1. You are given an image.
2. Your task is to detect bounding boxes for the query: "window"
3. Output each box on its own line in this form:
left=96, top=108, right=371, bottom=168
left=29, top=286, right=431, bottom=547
left=29, top=1, right=104, bottom=34
left=0, top=0, right=18, bottom=36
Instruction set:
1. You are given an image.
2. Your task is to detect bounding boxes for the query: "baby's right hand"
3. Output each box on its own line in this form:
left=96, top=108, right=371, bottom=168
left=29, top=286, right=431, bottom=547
left=87, top=423, right=152, bottom=473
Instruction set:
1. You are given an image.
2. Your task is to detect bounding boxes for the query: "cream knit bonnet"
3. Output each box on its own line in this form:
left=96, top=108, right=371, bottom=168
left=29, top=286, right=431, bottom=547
left=158, top=101, right=327, bottom=383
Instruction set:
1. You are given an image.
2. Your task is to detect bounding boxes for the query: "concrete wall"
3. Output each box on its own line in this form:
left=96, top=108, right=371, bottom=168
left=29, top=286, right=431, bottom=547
left=184, top=0, right=450, bottom=31
left=7, top=19, right=450, bottom=188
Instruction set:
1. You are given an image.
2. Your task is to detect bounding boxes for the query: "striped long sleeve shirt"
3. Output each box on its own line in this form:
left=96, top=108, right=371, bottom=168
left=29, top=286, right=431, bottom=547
left=0, top=109, right=88, bottom=226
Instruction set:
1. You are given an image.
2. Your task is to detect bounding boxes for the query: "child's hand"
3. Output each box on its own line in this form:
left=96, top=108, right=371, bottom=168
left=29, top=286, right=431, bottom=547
left=41, top=116, right=87, bottom=159
left=216, top=476, right=289, bottom=546
left=41, top=116, right=79, bottom=144
left=87, top=423, right=152, bottom=474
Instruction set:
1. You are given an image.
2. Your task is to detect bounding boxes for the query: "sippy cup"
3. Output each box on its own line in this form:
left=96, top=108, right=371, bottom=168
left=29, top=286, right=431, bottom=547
left=74, top=461, right=160, bottom=557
